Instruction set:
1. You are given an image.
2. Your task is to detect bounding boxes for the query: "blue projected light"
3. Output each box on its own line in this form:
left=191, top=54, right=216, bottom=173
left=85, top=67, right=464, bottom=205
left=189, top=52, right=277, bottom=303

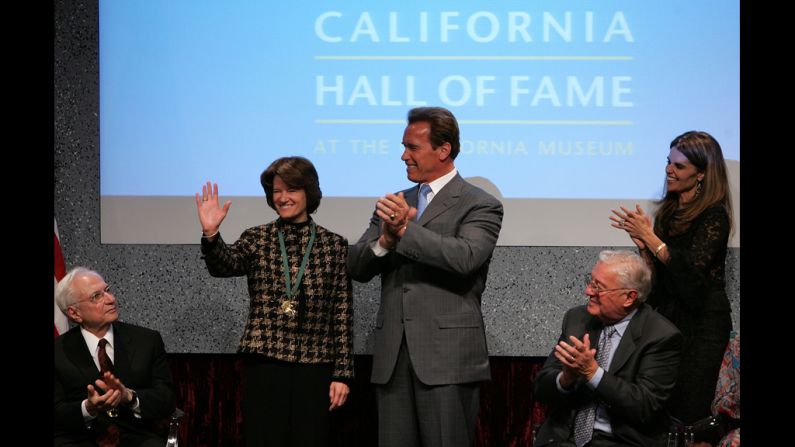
left=100, top=0, right=739, bottom=202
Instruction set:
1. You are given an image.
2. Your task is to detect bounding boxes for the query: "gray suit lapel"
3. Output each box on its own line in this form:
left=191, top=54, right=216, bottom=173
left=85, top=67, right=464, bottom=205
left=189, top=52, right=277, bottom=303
left=417, top=174, right=463, bottom=225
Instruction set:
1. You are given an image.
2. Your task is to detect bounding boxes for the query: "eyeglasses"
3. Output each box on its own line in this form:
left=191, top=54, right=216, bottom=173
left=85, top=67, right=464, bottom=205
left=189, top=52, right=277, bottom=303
left=585, top=279, right=633, bottom=297
left=75, top=285, right=113, bottom=306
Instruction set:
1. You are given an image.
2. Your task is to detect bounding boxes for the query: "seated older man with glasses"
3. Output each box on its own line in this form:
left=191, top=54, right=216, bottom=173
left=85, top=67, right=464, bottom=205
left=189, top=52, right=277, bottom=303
left=54, top=267, right=176, bottom=447
left=533, top=250, right=684, bottom=447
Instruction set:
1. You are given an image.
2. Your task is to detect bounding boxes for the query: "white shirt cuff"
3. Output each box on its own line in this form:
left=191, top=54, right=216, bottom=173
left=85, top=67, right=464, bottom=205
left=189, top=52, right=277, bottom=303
left=586, top=367, right=605, bottom=390
left=81, top=399, right=96, bottom=422
left=370, top=239, right=390, bottom=257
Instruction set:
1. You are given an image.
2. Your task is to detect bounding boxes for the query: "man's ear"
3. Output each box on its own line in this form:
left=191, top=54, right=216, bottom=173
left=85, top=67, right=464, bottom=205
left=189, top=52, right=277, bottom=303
left=66, top=306, right=82, bottom=324
left=623, top=290, right=639, bottom=309
left=437, top=142, right=451, bottom=161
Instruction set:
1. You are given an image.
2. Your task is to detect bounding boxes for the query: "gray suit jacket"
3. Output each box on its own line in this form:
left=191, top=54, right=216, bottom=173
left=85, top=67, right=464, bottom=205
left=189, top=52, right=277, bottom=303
left=534, top=304, right=683, bottom=447
left=348, top=174, right=503, bottom=385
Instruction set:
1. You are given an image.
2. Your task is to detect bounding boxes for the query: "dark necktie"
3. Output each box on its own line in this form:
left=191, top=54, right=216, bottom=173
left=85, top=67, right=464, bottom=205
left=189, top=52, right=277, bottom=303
left=97, top=338, right=114, bottom=374
left=573, top=325, right=617, bottom=447
left=95, top=338, right=120, bottom=446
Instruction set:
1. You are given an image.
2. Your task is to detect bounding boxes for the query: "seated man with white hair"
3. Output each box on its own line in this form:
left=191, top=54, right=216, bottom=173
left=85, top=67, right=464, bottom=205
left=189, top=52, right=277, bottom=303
left=54, top=267, right=175, bottom=447
left=534, top=250, right=684, bottom=447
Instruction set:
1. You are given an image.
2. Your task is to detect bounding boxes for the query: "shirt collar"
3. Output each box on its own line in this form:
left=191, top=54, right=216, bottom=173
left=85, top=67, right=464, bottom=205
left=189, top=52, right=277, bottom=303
left=610, top=308, right=638, bottom=337
left=80, top=324, right=115, bottom=352
left=424, top=167, right=458, bottom=196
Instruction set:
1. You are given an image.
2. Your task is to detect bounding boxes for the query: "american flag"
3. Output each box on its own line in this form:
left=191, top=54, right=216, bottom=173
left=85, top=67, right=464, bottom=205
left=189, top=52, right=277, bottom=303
left=54, top=218, right=69, bottom=337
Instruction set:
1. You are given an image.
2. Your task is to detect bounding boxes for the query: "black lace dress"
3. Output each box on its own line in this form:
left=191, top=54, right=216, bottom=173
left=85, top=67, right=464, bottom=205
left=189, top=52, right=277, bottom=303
left=648, top=204, right=733, bottom=424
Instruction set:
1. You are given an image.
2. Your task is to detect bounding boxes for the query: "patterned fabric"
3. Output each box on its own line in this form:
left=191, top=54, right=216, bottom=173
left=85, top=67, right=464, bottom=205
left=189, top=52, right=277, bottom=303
left=650, top=204, right=732, bottom=320
left=201, top=218, right=354, bottom=379
left=649, top=204, right=732, bottom=423
left=712, top=331, right=740, bottom=447
left=573, top=325, right=616, bottom=447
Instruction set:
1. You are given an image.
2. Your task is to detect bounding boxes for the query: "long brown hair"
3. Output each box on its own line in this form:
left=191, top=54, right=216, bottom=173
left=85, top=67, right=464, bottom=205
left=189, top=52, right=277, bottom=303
left=654, top=131, right=733, bottom=236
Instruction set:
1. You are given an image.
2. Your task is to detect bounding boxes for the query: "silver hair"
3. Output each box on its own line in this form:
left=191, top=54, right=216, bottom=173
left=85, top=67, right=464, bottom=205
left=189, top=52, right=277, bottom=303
left=597, top=250, right=652, bottom=302
left=54, top=267, right=104, bottom=313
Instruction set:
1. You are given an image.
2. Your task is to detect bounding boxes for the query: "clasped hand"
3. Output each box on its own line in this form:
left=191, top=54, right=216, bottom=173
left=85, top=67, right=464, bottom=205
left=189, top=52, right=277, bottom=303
left=609, top=204, right=653, bottom=250
left=554, top=334, right=599, bottom=388
left=375, top=192, right=417, bottom=248
left=85, top=371, right=134, bottom=416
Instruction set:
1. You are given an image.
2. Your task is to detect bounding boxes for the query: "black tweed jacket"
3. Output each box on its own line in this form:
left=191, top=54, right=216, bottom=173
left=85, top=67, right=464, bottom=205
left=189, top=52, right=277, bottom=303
left=201, top=218, right=353, bottom=379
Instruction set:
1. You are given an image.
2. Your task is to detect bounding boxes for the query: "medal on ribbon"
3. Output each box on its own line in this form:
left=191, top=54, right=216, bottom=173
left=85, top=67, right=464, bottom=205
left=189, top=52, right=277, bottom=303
left=280, top=299, right=297, bottom=317
left=278, top=222, right=316, bottom=318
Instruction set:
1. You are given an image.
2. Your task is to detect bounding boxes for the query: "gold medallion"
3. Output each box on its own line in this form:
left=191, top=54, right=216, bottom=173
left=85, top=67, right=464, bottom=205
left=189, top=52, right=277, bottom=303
left=280, top=299, right=297, bottom=317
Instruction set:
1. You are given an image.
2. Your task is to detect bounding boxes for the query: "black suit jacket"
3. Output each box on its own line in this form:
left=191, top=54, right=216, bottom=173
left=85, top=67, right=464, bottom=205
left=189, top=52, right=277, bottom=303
left=54, top=321, right=176, bottom=445
left=534, top=304, right=683, bottom=447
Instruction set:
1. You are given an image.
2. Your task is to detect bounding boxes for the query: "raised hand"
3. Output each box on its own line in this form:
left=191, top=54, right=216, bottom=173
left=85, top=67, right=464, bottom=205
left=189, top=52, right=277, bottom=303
left=195, top=181, right=232, bottom=236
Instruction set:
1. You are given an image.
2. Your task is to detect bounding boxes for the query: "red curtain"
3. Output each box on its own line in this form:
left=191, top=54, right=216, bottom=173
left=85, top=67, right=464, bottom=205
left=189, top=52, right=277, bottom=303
left=168, top=354, right=548, bottom=447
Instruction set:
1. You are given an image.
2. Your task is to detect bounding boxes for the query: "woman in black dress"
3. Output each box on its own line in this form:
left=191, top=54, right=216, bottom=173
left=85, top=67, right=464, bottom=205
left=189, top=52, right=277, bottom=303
left=610, top=131, right=733, bottom=427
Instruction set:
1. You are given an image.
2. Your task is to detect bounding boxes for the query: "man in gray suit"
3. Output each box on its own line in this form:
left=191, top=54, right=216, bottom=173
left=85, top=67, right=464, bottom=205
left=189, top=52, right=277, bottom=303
left=534, top=250, right=683, bottom=447
left=348, top=107, right=503, bottom=447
